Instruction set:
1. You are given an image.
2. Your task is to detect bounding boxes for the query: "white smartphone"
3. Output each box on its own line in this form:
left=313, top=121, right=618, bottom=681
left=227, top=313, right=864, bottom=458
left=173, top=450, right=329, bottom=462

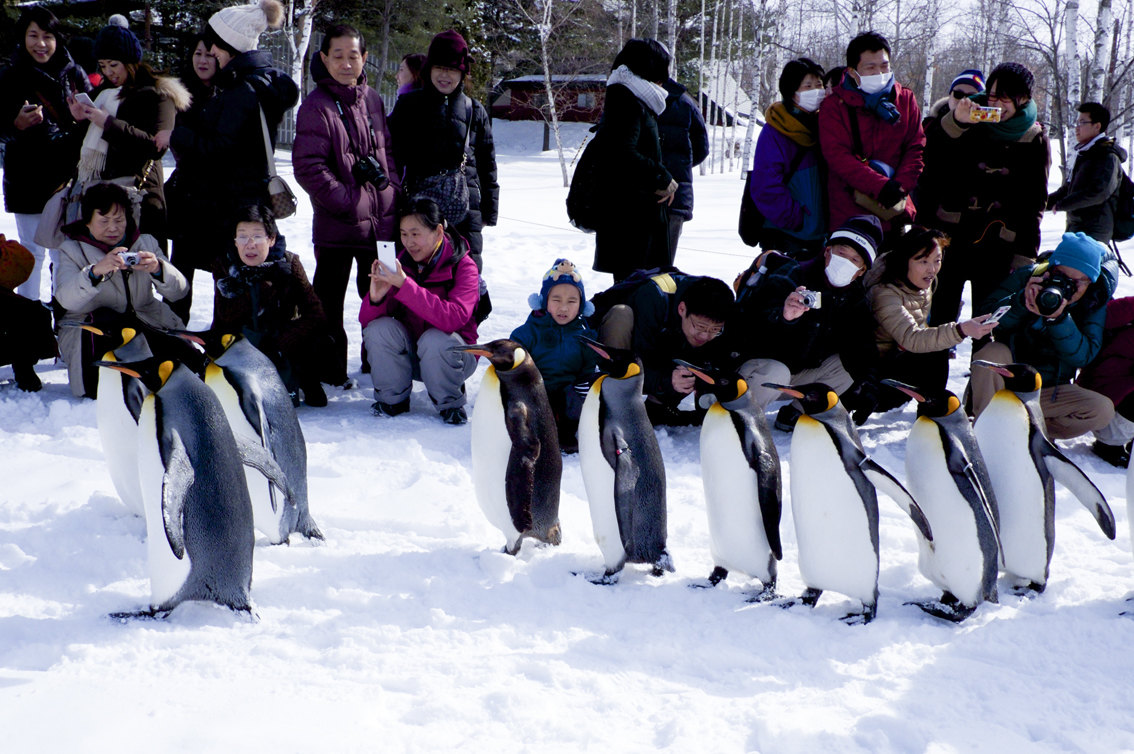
left=377, top=241, right=397, bottom=271
left=986, top=305, right=1012, bottom=325
left=74, top=92, right=94, bottom=107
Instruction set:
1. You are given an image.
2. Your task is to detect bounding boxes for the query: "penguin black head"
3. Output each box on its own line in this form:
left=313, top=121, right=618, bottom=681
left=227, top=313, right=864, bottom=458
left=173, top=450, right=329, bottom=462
left=762, top=382, right=839, bottom=415
left=578, top=335, right=641, bottom=380
left=880, top=379, right=964, bottom=419
left=94, top=356, right=177, bottom=394
left=674, top=359, right=746, bottom=402
left=450, top=339, right=531, bottom=372
left=972, top=360, right=1042, bottom=394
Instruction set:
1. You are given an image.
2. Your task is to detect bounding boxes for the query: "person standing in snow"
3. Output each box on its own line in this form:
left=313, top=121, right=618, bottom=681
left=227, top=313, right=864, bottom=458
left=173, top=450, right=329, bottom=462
left=658, top=74, right=708, bottom=261
left=293, top=23, right=398, bottom=388
left=1047, top=102, right=1127, bottom=244
left=585, top=38, right=677, bottom=282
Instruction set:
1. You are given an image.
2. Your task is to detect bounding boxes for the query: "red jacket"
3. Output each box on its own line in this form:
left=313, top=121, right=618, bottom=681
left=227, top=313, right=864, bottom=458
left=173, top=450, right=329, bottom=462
left=358, top=231, right=479, bottom=344
left=1077, top=296, right=1134, bottom=407
left=818, top=73, right=925, bottom=231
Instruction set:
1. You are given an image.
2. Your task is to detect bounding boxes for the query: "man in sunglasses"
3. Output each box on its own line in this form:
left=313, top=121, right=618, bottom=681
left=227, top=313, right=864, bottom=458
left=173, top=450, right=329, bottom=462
left=1048, top=102, right=1127, bottom=243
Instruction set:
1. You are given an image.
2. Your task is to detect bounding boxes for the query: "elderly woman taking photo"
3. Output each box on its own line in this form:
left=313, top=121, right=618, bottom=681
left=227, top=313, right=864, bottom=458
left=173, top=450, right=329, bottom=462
left=55, top=182, right=187, bottom=398
left=360, top=198, right=480, bottom=425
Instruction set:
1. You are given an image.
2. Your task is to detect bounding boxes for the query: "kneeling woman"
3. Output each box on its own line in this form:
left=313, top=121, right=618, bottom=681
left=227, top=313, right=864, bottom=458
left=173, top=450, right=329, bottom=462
left=361, top=198, right=480, bottom=425
left=56, top=182, right=188, bottom=398
left=212, top=205, right=331, bottom=407
left=868, top=226, right=996, bottom=410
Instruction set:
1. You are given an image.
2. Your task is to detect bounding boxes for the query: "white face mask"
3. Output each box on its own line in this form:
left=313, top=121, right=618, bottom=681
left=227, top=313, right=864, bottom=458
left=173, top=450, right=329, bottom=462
left=857, top=71, right=894, bottom=95
left=826, top=254, right=862, bottom=288
left=797, top=88, right=826, bottom=112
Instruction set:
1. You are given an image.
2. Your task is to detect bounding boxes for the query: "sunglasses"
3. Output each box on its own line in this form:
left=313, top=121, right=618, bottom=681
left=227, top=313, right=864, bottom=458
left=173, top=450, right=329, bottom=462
left=950, top=89, right=970, bottom=100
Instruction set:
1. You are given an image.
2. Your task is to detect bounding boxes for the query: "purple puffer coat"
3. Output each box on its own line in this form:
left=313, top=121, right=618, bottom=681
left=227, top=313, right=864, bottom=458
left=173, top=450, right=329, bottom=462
left=293, top=56, right=398, bottom=248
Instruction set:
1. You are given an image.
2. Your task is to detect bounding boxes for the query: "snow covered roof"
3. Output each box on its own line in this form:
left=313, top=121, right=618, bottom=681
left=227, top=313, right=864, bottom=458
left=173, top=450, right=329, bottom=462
left=502, top=75, right=608, bottom=85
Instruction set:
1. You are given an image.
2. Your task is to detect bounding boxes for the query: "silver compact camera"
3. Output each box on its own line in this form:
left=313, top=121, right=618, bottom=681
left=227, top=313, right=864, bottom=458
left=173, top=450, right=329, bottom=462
left=799, top=289, right=822, bottom=309
left=118, top=251, right=140, bottom=266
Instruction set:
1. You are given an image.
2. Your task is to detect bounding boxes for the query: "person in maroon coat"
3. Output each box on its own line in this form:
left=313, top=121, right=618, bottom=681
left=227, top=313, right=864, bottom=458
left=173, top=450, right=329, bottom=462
left=1077, top=296, right=1134, bottom=466
left=818, top=31, right=925, bottom=235
left=293, top=23, right=398, bottom=386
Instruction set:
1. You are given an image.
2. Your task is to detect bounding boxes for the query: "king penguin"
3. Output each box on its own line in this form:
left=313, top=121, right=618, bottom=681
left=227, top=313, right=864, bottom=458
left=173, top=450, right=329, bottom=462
left=99, top=356, right=259, bottom=616
left=972, top=361, right=1116, bottom=593
left=679, top=360, right=781, bottom=600
left=578, top=337, right=671, bottom=583
left=453, top=339, right=562, bottom=554
left=884, top=380, right=1000, bottom=622
left=186, top=330, right=321, bottom=544
left=765, top=382, right=933, bottom=623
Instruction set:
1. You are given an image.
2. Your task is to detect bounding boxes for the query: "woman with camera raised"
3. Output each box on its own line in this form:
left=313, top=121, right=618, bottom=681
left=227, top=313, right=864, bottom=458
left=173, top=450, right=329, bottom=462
left=970, top=232, right=1116, bottom=440
left=293, top=23, right=397, bottom=387
left=55, top=181, right=187, bottom=398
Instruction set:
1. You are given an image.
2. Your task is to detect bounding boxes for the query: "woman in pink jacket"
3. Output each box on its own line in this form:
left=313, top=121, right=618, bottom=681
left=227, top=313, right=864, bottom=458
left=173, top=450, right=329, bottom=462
left=360, top=198, right=480, bottom=425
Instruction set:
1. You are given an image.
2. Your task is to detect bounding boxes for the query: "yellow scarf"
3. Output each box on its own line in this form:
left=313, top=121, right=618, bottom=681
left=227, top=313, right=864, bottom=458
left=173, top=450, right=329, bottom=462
left=765, top=102, right=816, bottom=148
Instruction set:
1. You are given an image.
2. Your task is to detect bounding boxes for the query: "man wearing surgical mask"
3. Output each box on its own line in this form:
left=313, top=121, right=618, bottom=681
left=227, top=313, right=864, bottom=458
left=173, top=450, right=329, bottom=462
left=746, top=57, right=828, bottom=260
left=730, top=215, right=885, bottom=431
left=819, top=31, right=925, bottom=235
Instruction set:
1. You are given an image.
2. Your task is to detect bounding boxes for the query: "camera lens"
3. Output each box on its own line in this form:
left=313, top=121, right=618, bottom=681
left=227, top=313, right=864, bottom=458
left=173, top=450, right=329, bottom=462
left=1035, top=287, right=1065, bottom=317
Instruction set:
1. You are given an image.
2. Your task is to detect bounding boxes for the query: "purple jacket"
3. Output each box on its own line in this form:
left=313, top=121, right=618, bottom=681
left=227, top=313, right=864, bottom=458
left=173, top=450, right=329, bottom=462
left=749, top=120, right=824, bottom=240
left=359, top=231, right=479, bottom=344
left=293, top=57, right=398, bottom=248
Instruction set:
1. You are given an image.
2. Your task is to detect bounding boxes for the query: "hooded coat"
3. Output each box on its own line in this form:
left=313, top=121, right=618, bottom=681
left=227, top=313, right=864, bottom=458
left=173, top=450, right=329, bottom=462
left=1049, top=137, right=1128, bottom=244
left=818, top=71, right=925, bottom=231
left=749, top=102, right=825, bottom=243
left=0, top=44, right=92, bottom=214
left=658, top=80, right=709, bottom=221
left=293, top=55, right=398, bottom=248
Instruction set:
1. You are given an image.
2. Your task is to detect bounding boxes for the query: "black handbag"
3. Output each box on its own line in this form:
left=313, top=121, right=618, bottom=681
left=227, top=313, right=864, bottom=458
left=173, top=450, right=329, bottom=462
left=410, top=96, right=472, bottom=226
left=566, top=131, right=607, bottom=233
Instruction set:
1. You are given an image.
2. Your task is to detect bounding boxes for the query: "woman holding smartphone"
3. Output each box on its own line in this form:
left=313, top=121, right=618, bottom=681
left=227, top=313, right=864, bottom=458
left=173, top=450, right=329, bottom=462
left=0, top=7, right=92, bottom=302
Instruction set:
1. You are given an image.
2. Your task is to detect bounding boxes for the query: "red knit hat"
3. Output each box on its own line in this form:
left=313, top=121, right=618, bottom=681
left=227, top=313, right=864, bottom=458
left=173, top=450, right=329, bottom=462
left=427, top=30, right=470, bottom=74
left=0, top=235, right=34, bottom=291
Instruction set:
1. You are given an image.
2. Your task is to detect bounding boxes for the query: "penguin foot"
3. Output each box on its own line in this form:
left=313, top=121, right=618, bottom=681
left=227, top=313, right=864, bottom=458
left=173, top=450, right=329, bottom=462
left=706, top=566, right=729, bottom=586
left=651, top=551, right=675, bottom=576
left=109, top=608, right=172, bottom=622
left=1008, top=581, right=1046, bottom=597
left=800, top=587, right=823, bottom=607
left=590, top=570, right=621, bottom=586
left=905, top=598, right=976, bottom=623
left=839, top=609, right=874, bottom=626
left=745, top=585, right=779, bottom=604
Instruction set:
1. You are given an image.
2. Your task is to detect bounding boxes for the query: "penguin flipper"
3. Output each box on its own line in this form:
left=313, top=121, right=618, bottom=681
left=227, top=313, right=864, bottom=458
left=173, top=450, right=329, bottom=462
left=504, top=403, right=539, bottom=534
left=860, top=458, right=933, bottom=542
left=160, top=432, right=194, bottom=560
left=233, top=433, right=291, bottom=512
left=1042, top=453, right=1117, bottom=539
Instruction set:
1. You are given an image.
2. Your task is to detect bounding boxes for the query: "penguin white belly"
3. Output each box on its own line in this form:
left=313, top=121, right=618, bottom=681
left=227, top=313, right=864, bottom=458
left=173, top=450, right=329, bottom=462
left=790, top=418, right=878, bottom=604
left=1126, top=459, right=1134, bottom=563
left=701, top=408, right=772, bottom=580
left=97, top=369, right=144, bottom=517
left=137, top=398, right=191, bottom=608
left=470, top=368, right=522, bottom=548
left=205, top=370, right=284, bottom=544
left=907, top=421, right=986, bottom=606
left=579, top=378, right=625, bottom=570
left=975, top=397, right=1047, bottom=583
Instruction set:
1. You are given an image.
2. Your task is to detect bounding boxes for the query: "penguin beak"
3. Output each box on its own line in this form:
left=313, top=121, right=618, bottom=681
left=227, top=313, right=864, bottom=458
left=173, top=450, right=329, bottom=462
left=972, top=360, right=1014, bottom=378
left=449, top=344, right=494, bottom=358
left=175, top=331, right=207, bottom=346
left=880, top=378, right=924, bottom=403
left=762, top=382, right=803, bottom=399
left=580, top=339, right=611, bottom=361
left=674, top=359, right=714, bottom=384
left=94, top=361, right=141, bottom=379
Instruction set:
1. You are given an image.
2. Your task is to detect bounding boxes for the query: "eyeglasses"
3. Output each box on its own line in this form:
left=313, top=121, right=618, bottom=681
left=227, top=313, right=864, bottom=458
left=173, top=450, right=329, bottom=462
left=687, top=315, right=724, bottom=338
left=986, top=93, right=1014, bottom=104
left=235, top=234, right=268, bottom=245
left=1076, top=120, right=1096, bottom=127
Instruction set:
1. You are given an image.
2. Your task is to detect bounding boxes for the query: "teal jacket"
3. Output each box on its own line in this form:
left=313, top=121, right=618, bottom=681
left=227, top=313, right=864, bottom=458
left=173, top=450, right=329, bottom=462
left=510, top=310, right=598, bottom=393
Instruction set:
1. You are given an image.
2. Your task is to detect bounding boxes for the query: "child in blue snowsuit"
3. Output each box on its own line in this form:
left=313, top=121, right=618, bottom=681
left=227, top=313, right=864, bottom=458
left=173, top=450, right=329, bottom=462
left=510, top=259, right=599, bottom=453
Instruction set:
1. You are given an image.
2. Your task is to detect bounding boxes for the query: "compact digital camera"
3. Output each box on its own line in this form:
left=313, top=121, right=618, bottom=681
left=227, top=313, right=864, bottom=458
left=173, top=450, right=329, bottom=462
left=799, top=289, right=822, bottom=309
left=118, top=252, right=140, bottom=266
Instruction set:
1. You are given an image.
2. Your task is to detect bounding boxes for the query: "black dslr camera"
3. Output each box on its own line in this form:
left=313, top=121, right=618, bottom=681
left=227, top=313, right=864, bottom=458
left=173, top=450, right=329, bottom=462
left=352, top=155, right=389, bottom=191
left=1035, top=270, right=1082, bottom=317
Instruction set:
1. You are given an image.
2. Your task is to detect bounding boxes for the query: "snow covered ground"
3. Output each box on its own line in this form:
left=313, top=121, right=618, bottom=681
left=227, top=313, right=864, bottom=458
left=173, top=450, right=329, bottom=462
left=2, top=121, right=1134, bottom=753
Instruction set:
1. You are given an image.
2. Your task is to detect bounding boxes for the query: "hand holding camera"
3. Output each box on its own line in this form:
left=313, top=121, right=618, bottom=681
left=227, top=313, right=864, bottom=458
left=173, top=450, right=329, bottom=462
left=1024, top=270, right=1084, bottom=319
left=783, top=286, right=819, bottom=321
left=352, top=155, right=390, bottom=191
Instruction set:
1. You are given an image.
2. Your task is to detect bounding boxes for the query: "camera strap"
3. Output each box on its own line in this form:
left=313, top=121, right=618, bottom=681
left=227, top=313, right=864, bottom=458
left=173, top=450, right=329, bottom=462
left=332, top=96, right=378, bottom=162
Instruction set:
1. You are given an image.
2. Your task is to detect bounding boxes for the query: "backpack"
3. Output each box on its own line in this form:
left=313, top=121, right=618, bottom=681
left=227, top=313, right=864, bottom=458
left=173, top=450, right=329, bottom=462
left=1111, top=166, right=1134, bottom=243
left=566, top=131, right=608, bottom=233
left=737, top=146, right=809, bottom=247
left=588, top=267, right=682, bottom=325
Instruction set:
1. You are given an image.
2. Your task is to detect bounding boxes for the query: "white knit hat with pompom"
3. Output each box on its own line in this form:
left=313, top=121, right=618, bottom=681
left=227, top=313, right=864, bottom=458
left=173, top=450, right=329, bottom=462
left=208, top=0, right=284, bottom=54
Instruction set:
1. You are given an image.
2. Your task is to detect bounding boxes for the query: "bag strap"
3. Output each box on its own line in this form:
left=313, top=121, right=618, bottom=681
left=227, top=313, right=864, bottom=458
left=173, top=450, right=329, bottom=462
left=846, top=108, right=865, bottom=161
left=258, top=106, right=278, bottom=178
left=459, top=94, right=472, bottom=168
left=332, top=95, right=376, bottom=162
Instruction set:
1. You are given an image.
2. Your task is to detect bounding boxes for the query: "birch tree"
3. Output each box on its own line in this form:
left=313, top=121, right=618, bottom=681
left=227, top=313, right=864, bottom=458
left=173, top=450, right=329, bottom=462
left=1087, top=0, right=1114, bottom=101
left=285, top=0, right=321, bottom=93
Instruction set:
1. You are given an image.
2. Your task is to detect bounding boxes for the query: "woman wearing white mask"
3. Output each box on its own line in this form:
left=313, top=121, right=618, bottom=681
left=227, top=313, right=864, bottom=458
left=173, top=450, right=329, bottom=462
left=747, top=58, right=828, bottom=260
left=819, top=31, right=925, bottom=235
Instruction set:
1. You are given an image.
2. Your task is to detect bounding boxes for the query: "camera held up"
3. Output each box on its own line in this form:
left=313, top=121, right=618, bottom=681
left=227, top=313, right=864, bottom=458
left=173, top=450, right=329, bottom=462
left=1034, top=271, right=1081, bottom=317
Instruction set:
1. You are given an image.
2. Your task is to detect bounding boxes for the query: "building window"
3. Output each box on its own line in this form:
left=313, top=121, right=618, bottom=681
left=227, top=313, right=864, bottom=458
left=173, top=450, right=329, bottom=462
left=577, top=92, right=595, bottom=108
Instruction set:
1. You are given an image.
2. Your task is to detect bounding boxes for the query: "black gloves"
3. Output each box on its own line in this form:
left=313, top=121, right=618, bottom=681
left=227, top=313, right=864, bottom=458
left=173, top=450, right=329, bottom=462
left=877, top=179, right=906, bottom=209
left=842, top=380, right=880, bottom=426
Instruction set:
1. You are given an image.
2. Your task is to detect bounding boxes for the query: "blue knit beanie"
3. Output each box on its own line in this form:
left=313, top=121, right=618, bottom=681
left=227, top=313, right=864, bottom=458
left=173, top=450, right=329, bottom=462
left=949, top=69, right=985, bottom=92
left=1049, top=232, right=1103, bottom=282
left=528, top=259, right=595, bottom=317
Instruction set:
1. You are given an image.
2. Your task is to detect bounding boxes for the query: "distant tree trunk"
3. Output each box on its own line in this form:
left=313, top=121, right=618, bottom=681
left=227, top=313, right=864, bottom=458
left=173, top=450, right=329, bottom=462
left=286, top=0, right=320, bottom=95
left=668, top=0, right=678, bottom=70
left=631, top=0, right=638, bottom=37
left=650, top=0, right=660, bottom=39
left=710, top=0, right=722, bottom=173
left=699, top=0, right=707, bottom=176
left=1066, top=0, right=1082, bottom=120
left=378, top=0, right=393, bottom=88
left=724, top=0, right=737, bottom=171
left=922, top=0, right=939, bottom=111
left=1088, top=0, right=1113, bottom=101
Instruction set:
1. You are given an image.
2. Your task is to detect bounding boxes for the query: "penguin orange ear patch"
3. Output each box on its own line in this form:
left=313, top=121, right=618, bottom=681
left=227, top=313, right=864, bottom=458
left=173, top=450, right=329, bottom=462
left=158, top=361, right=175, bottom=386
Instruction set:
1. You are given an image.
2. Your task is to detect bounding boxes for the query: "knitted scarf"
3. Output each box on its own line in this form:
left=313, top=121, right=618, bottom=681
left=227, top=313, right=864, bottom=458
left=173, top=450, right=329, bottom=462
left=77, top=87, right=122, bottom=185
left=606, top=65, right=667, bottom=116
left=844, top=75, right=900, bottom=125
left=973, top=96, right=1038, bottom=142
left=765, top=102, right=817, bottom=147
left=216, top=247, right=290, bottom=299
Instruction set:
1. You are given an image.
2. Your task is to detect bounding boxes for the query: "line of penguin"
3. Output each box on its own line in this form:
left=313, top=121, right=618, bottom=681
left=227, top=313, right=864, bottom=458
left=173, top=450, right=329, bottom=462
left=82, top=323, right=323, bottom=620
left=466, top=338, right=1127, bottom=624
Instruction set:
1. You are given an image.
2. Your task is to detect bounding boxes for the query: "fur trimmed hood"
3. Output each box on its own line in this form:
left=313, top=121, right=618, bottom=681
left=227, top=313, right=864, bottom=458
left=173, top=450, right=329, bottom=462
left=154, top=74, right=193, bottom=112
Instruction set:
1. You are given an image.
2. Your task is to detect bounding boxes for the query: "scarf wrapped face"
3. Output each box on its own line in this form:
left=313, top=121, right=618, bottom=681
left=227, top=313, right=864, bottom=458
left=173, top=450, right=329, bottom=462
left=216, top=244, right=290, bottom=299
left=606, top=65, right=667, bottom=116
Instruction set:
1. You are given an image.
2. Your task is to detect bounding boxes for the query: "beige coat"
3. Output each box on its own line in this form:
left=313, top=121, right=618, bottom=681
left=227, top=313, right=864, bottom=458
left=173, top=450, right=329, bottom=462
left=869, top=280, right=964, bottom=356
left=56, top=232, right=188, bottom=396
